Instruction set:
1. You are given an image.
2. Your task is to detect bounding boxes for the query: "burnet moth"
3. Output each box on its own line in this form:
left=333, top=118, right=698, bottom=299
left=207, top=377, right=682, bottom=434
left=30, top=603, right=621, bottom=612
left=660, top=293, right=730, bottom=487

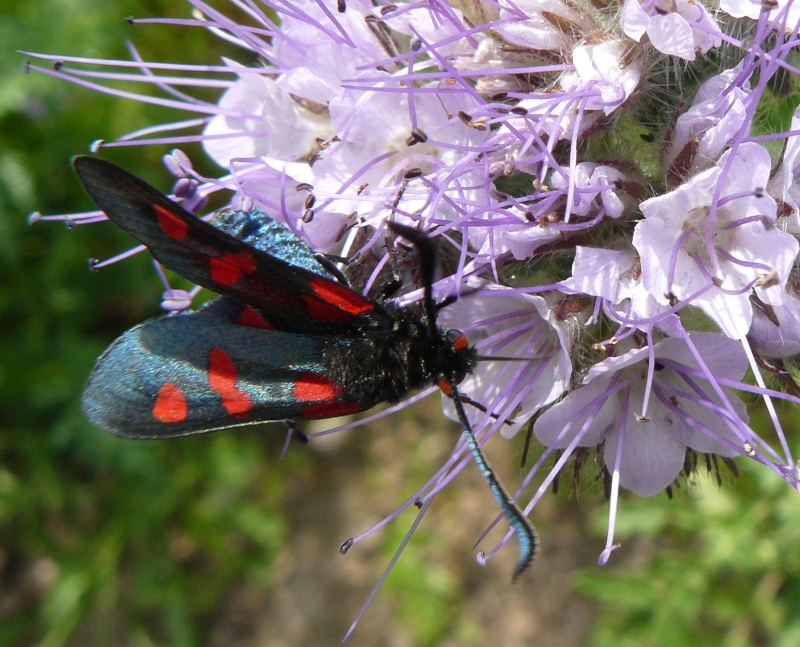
left=73, top=155, right=536, bottom=580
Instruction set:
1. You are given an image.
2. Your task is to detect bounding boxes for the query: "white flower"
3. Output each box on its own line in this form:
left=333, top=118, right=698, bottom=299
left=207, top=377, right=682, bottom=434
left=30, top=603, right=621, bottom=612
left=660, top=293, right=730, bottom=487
left=622, top=0, right=722, bottom=61
left=633, top=143, right=799, bottom=339
left=534, top=333, right=748, bottom=496
left=560, top=40, right=642, bottom=115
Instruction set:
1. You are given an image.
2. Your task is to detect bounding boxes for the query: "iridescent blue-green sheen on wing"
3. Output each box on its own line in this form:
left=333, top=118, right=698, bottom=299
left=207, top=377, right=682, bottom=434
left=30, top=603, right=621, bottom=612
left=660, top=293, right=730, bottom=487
left=212, top=208, right=334, bottom=278
left=82, top=311, right=362, bottom=439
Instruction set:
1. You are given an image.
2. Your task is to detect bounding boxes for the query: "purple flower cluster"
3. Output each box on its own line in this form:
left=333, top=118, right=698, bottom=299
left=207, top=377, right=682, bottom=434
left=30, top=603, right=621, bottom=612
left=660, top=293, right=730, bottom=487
left=29, top=0, right=800, bottom=568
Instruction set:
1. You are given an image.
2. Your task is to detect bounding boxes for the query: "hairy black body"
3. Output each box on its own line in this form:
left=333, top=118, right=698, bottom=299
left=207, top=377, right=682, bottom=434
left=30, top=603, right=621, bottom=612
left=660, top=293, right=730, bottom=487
left=323, top=302, right=478, bottom=408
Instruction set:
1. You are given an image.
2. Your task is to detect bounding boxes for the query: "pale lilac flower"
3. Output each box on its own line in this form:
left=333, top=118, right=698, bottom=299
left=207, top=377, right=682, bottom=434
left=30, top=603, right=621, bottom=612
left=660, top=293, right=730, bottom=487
left=768, top=105, right=800, bottom=233
left=633, top=143, right=799, bottom=339
left=721, top=0, right=800, bottom=32
left=495, top=0, right=592, bottom=51
left=662, top=64, right=752, bottom=181
left=748, top=285, right=800, bottom=359
left=534, top=332, right=748, bottom=496
left=550, top=162, right=632, bottom=219
left=569, top=245, right=672, bottom=328
left=203, top=71, right=331, bottom=167
left=622, top=0, right=722, bottom=60
left=560, top=40, right=641, bottom=115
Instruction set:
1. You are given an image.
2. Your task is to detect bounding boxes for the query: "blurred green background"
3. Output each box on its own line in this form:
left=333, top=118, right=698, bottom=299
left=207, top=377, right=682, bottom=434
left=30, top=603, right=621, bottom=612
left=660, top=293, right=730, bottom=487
left=3, top=1, right=800, bottom=645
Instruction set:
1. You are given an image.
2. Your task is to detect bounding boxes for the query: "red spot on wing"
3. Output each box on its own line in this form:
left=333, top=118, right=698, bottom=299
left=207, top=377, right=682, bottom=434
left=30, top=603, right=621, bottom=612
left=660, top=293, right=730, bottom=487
left=301, top=277, right=374, bottom=323
left=210, top=251, right=258, bottom=286
left=293, top=372, right=341, bottom=401
left=154, top=204, right=189, bottom=240
left=153, top=382, right=188, bottom=423
left=208, top=347, right=253, bottom=417
left=301, top=400, right=364, bottom=418
left=310, top=277, right=374, bottom=315
left=236, top=305, right=274, bottom=330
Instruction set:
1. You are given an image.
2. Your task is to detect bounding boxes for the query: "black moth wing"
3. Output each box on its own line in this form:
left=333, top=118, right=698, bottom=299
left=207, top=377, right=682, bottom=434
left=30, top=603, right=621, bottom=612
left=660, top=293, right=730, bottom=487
left=73, top=155, right=390, bottom=336
left=82, top=302, right=367, bottom=438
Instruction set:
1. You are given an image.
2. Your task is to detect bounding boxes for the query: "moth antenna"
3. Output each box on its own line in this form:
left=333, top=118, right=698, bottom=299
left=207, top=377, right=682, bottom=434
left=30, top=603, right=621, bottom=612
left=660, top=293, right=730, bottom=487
left=386, top=222, right=439, bottom=334
left=447, top=381, right=537, bottom=581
